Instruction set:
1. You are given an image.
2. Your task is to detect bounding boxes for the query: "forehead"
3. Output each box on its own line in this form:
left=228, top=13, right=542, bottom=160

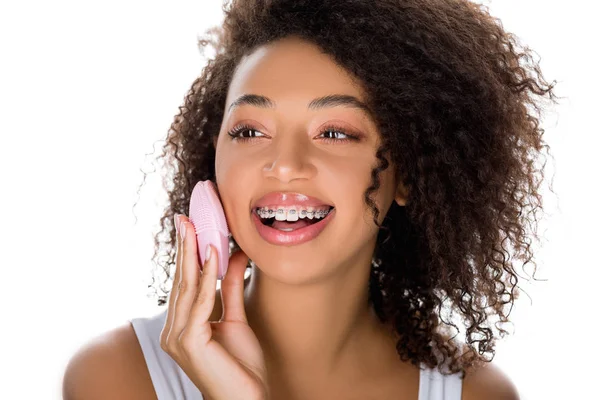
left=226, top=37, right=366, bottom=108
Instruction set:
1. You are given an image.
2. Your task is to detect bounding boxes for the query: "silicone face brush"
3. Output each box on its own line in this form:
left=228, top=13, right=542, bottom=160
left=188, top=180, right=231, bottom=280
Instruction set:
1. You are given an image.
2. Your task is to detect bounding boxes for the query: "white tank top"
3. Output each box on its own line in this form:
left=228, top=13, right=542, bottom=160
left=129, top=310, right=463, bottom=400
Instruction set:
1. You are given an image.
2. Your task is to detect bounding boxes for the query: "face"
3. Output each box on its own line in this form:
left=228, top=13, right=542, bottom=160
left=214, top=36, right=406, bottom=282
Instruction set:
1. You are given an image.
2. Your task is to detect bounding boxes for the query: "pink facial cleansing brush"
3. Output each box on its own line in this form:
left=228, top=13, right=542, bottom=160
left=188, top=180, right=231, bottom=280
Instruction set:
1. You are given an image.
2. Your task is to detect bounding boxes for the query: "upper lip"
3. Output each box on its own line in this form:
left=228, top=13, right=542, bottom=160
left=252, top=192, right=334, bottom=210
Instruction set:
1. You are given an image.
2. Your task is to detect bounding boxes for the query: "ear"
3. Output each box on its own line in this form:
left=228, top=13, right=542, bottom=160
left=212, top=134, right=218, bottom=149
left=394, top=181, right=409, bottom=206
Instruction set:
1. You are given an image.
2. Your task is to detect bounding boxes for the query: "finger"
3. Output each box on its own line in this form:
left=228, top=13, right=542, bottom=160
left=186, top=243, right=218, bottom=336
left=166, top=215, right=185, bottom=322
left=220, top=250, right=250, bottom=323
left=170, top=217, right=203, bottom=336
left=162, top=213, right=184, bottom=342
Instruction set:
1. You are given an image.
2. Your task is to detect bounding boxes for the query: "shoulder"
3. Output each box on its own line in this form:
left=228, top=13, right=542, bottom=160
left=461, top=361, right=520, bottom=400
left=62, top=322, right=157, bottom=400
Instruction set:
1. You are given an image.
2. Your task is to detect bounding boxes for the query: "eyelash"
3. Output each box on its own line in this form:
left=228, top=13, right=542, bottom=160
left=226, top=123, right=361, bottom=144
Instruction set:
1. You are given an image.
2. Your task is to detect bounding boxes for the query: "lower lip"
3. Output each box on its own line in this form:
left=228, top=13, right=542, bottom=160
left=251, top=208, right=336, bottom=246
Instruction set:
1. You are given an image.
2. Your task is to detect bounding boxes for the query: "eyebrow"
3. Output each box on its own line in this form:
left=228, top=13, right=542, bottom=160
left=227, top=93, right=373, bottom=116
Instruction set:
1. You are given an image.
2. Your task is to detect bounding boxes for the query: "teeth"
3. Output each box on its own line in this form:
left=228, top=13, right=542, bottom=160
left=258, top=206, right=332, bottom=221
left=275, top=208, right=287, bottom=221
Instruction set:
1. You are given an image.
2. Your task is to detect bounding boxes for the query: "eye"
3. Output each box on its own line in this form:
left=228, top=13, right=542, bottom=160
left=226, top=123, right=362, bottom=143
left=318, top=124, right=361, bottom=144
left=227, top=124, right=266, bottom=142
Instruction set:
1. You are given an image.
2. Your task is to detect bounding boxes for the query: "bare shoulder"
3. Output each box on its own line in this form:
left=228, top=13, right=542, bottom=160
left=62, top=322, right=157, bottom=400
left=461, top=361, right=520, bottom=400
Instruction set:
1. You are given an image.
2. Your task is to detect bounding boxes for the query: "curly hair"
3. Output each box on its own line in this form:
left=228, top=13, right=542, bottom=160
left=136, top=0, right=558, bottom=377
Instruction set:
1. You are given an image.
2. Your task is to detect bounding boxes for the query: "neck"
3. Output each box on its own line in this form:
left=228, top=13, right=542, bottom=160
left=242, top=252, right=397, bottom=383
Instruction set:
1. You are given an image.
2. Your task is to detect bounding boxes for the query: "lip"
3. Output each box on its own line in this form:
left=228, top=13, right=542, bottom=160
left=252, top=192, right=333, bottom=211
left=251, top=207, right=336, bottom=246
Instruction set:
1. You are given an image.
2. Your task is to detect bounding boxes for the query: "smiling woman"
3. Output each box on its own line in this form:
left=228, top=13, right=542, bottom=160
left=63, top=0, right=556, bottom=399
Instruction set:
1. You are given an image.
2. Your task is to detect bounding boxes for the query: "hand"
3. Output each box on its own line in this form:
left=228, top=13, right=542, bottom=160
left=160, top=214, right=268, bottom=400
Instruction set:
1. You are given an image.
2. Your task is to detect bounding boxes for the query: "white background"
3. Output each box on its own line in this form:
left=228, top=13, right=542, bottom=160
left=1, top=1, right=597, bottom=398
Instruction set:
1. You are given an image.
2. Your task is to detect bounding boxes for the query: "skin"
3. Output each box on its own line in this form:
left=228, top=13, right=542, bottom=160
left=211, top=36, right=413, bottom=398
left=62, top=35, right=519, bottom=400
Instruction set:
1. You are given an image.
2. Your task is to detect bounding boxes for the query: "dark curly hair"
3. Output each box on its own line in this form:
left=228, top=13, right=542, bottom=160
left=136, top=0, right=558, bottom=377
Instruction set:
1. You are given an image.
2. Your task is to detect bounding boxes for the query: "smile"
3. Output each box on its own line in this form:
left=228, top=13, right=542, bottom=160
left=251, top=207, right=336, bottom=245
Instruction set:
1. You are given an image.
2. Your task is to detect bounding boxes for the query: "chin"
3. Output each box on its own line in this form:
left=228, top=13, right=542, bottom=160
left=247, top=253, right=336, bottom=284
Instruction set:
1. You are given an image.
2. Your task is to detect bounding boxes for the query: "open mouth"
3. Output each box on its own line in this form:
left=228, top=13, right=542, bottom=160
left=254, top=206, right=335, bottom=230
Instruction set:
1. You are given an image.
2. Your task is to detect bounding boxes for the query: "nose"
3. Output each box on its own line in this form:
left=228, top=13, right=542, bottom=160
left=262, top=132, right=317, bottom=183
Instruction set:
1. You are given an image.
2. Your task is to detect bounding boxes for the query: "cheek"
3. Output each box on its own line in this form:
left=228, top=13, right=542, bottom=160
left=326, top=152, right=373, bottom=181
left=322, top=157, right=376, bottom=215
left=215, top=142, right=253, bottom=186
left=328, top=157, right=394, bottom=226
left=214, top=147, right=255, bottom=225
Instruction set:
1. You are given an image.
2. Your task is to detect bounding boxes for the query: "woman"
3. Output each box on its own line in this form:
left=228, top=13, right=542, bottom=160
left=63, top=0, right=555, bottom=399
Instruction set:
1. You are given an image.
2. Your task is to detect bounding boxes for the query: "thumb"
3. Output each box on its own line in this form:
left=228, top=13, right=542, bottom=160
left=220, top=249, right=250, bottom=323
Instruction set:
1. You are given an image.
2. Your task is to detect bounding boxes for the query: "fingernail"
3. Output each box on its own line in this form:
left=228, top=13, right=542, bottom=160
left=174, top=214, right=180, bottom=236
left=180, top=220, right=186, bottom=241
left=205, top=244, right=212, bottom=262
